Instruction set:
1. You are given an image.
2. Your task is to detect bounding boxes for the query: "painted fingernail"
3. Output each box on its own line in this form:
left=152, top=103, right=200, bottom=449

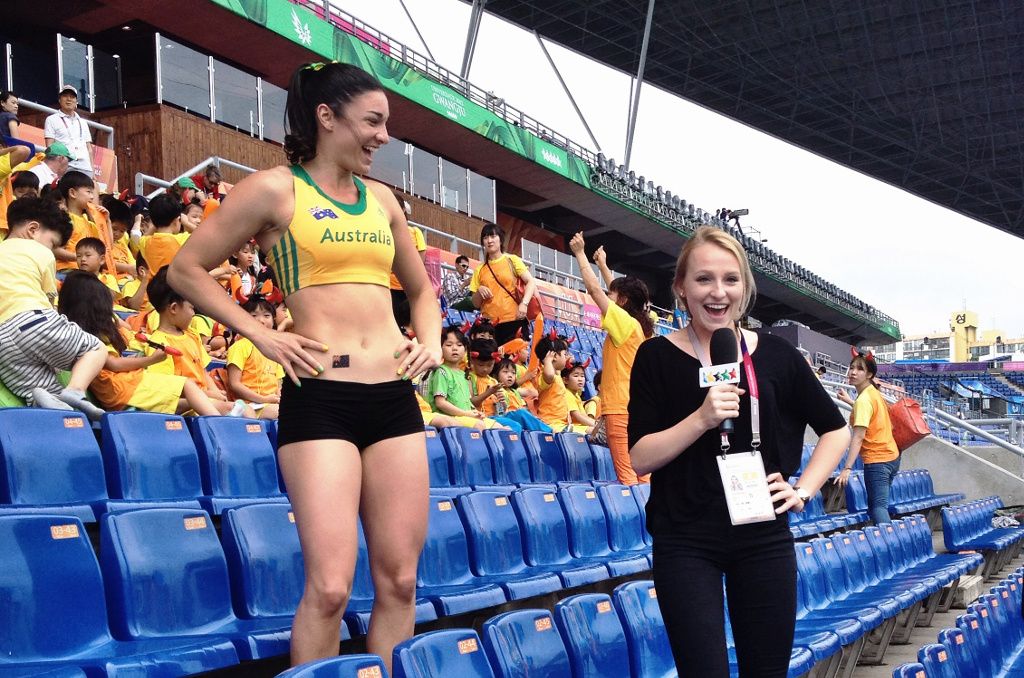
left=397, top=368, right=404, bottom=375
left=402, top=375, right=410, bottom=381
left=394, top=352, right=401, bottom=359
left=317, top=365, right=325, bottom=373
left=293, top=379, right=302, bottom=388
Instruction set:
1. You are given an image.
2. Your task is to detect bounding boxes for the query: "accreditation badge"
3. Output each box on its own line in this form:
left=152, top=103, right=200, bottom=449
left=716, top=450, right=775, bottom=525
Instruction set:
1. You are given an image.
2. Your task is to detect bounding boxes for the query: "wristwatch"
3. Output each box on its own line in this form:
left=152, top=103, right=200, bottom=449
left=793, top=486, right=812, bottom=504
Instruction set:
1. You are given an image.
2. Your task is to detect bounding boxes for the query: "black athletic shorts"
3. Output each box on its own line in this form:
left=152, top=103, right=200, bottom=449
left=277, top=377, right=424, bottom=450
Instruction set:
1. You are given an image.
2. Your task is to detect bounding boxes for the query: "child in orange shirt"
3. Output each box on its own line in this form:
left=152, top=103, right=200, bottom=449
left=57, top=272, right=223, bottom=415
left=142, top=267, right=254, bottom=417
left=534, top=332, right=571, bottom=432
left=226, top=298, right=284, bottom=419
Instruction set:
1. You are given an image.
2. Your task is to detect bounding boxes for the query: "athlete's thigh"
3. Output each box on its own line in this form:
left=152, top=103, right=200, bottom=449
left=279, top=439, right=363, bottom=582
left=359, top=432, right=430, bottom=578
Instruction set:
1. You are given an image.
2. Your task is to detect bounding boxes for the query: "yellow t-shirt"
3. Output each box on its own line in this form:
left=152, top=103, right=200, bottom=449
left=98, top=272, right=121, bottom=295
left=536, top=370, right=569, bottom=431
left=0, top=237, right=58, bottom=323
left=601, top=303, right=644, bottom=415
left=227, top=337, right=284, bottom=397
left=144, top=328, right=211, bottom=388
left=121, top=278, right=153, bottom=315
left=59, top=212, right=104, bottom=271
left=567, top=389, right=585, bottom=416
left=850, top=386, right=899, bottom=464
left=469, top=372, right=501, bottom=417
left=584, top=396, right=601, bottom=419
left=112, top=235, right=136, bottom=282
left=389, top=226, right=426, bottom=290
left=92, top=329, right=144, bottom=409
left=469, top=253, right=528, bottom=324
left=138, top=231, right=190, bottom=276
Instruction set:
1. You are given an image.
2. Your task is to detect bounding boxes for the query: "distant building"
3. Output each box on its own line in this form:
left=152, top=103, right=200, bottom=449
left=866, top=310, right=1024, bottom=363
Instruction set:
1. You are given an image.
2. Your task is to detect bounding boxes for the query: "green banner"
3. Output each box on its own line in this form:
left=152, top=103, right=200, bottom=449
left=208, top=0, right=592, bottom=187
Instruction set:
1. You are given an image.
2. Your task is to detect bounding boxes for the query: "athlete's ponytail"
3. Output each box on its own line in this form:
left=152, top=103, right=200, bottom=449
left=283, top=61, right=384, bottom=165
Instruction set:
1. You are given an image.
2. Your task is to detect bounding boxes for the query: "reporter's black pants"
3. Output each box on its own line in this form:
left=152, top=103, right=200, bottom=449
left=651, top=513, right=796, bottom=677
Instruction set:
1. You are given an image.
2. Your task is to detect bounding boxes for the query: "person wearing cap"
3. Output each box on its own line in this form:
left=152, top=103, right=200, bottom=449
left=28, top=142, right=73, bottom=187
left=168, top=176, right=202, bottom=212
left=43, top=85, right=93, bottom=175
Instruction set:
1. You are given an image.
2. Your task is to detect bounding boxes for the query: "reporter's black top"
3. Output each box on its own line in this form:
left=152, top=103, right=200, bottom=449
left=628, top=332, right=846, bottom=536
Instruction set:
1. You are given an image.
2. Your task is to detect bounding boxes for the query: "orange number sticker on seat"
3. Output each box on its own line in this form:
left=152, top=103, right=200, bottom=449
left=50, top=524, right=80, bottom=540
left=438, top=501, right=452, bottom=512
left=63, top=417, right=84, bottom=428
left=246, top=424, right=262, bottom=433
left=357, top=667, right=383, bottom=678
left=509, top=434, right=518, bottom=441
left=288, top=512, right=295, bottom=523
left=649, top=588, right=658, bottom=599
left=585, top=491, right=596, bottom=499
left=543, top=494, right=555, bottom=502
left=165, top=420, right=183, bottom=430
left=596, top=601, right=611, bottom=613
left=534, top=616, right=552, bottom=632
left=621, top=489, right=631, bottom=496
left=184, top=516, right=207, bottom=530
left=457, top=638, right=478, bottom=654
left=495, top=497, right=508, bottom=506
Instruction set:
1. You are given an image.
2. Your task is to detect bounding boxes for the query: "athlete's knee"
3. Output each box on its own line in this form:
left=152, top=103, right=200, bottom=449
left=303, top=572, right=353, bottom=617
left=371, top=558, right=419, bottom=604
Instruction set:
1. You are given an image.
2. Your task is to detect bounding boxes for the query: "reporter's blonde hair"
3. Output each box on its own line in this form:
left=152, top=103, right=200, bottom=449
left=672, top=226, right=757, bottom=321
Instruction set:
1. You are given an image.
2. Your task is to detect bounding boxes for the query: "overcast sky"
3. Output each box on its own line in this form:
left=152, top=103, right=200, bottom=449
left=333, top=0, right=1024, bottom=339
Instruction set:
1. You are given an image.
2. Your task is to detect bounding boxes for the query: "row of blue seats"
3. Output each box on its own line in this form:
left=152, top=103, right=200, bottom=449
left=0, top=479, right=654, bottom=675
left=893, top=567, right=1024, bottom=678
left=426, top=427, right=619, bottom=489
left=278, top=582, right=813, bottom=678
left=841, top=469, right=964, bottom=521
left=788, top=485, right=864, bottom=538
left=795, top=515, right=983, bottom=670
left=0, top=409, right=285, bottom=522
left=942, top=496, right=1024, bottom=580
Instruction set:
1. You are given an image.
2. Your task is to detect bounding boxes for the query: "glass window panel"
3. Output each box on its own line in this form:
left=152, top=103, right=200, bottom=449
left=92, top=48, right=122, bottom=110
left=60, top=36, right=90, bottom=107
left=159, top=36, right=210, bottom=116
left=213, top=59, right=257, bottom=133
left=366, top=138, right=408, bottom=189
left=261, top=81, right=287, bottom=143
left=441, top=159, right=466, bottom=215
left=411, top=148, right=438, bottom=201
left=469, top=171, right=494, bottom=221
left=11, top=42, right=57, bottom=104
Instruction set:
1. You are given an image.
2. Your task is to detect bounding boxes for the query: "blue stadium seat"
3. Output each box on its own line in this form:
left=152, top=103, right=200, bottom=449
left=917, top=643, right=957, bottom=677
left=553, top=593, right=632, bottom=678
left=936, top=627, right=977, bottom=678
left=221, top=503, right=304, bottom=620
left=0, top=668, right=87, bottom=678
left=417, top=495, right=506, bottom=615
left=189, top=416, right=288, bottom=514
left=589, top=442, right=617, bottom=483
left=522, top=432, right=568, bottom=483
left=483, top=429, right=533, bottom=486
left=456, top=491, right=563, bottom=599
left=509, top=487, right=608, bottom=587
left=481, top=609, right=571, bottom=678
left=0, top=409, right=106, bottom=522
left=842, top=471, right=870, bottom=524
left=100, top=508, right=298, bottom=659
left=393, top=629, right=495, bottom=678
left=275, top=654, right=389, bottom=677
left=611, top=581, right=675, bottom=678
left=424, top=428, right=454, bottom=488
left=442, top=427, right=497, bottom=486
left=99, top=411, right=205, bottom=513
left=558, top=484, right=649, bottom=576
left=597, top=484, right=652, bottom=564
left=0, top=514, right=239, bottom=675
left=630, top=483, right=652, bottom=545
left=555, top=432, right=595, bottom=482
left=891, top=663, right=926, bottom=678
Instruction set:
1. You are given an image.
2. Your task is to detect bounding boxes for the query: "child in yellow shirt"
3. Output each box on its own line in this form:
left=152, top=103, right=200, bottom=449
left=534, top=333, right=571, bottom=432
left=584, top=369, right=602, bottom=420
left=141, top=267, right=254, bottom=417
left=492, top=356, right=551, bottom=432
left=226, top=299, right=284, bottom=419
left=74, top=237, right=121, bottom=300
left=133, top=194, right=189, bottom=277
left=562, top=361, right=596, bottom=434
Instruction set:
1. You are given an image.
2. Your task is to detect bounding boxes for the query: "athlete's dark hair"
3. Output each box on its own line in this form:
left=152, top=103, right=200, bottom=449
left=58, top=271, right=126, bottom=353
left=6, top=196, right=73, bottom=244
left=284, top=62, right=384, bottom=165
left=148, top=194, right=181, bottom=228
left=56, top=170, right=93, bottom=201
left=608, top=276, right=654, bottom=339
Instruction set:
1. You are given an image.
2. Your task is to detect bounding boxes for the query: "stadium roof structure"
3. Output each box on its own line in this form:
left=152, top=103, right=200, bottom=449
left=470, top=0, right=1024, bottom=238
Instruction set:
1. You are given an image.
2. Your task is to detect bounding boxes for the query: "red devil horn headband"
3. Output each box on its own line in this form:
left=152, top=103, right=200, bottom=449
left=470, top=351, right=480, bottom=358
left=566, top=336, right=576, bottom=344
left=581, top=357, right=591, bottom=368
left=548, top=329, right=558, bottom=341
left=850, top=347, right=875, bottom=361
left=491, top=351, right=502, bottom=362
left=515, top=328, right=523, bottom=339
left=460, top=321, right=472, bottom=334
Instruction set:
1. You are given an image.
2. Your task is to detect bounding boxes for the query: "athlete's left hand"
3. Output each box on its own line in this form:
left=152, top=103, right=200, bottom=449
left=395, top=337, right=441, bottom=381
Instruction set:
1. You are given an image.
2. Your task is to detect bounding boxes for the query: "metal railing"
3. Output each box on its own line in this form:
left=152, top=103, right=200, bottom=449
left=135, top=156, right=258, bottom=198
left=17, top=98, right=115, bottom=150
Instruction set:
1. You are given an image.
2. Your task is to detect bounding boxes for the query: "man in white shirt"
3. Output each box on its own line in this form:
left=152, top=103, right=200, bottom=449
left=28, top=141, right=73, bottom=187
left=43, top=85, right=92, bottom=175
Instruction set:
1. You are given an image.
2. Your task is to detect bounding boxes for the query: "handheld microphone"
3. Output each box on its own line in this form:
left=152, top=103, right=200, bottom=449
left=709, top=328, right=739, bottom=435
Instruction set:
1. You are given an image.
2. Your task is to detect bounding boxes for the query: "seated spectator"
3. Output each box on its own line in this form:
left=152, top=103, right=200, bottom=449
left=226, top=297, right=284, bottom=419
left=134, top=193, right=189, bottom=276
left=534, top=332, right=571, bottom=432
left=141, top=267, right=253, bottom=417
left=57, top=271, right=226, bottom=416
left=0, top=91, right=19, bottom=141
left=491, top=355, right=549, bottom=432
left=43, top=85, right=93, bottom=175
left=584, top=369, right=602, bottom=420
left=0, top=197, right=106, bottom=418
left=194, top=165, right=225, bottom=201
left=11, top=171, right=39, bottom=199
left=74, top=237, right=120, bottom=299
left=28, top=142, right=73, bottom=187
left=563, top=360, right=596, bottom=433
left=180, top=200, right=204, bottom=232
left=53, top=170, right=113, bottom=273
left=442, top=254, right=473, bottom=307
left=429, top=326, right=504, bottom=429
left=228, top=240, right=259, bottom=299
left=99, top=195, right=138, bottom=281
left=120, top=257, right=152, bottom=313
left=167, top=176, right=202, bottom=213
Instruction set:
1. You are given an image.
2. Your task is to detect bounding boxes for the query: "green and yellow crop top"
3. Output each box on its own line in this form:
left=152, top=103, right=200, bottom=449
left=267, top=165, right=394, bottom=297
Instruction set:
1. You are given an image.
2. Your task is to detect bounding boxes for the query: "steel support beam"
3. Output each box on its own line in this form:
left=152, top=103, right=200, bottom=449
left=398, top=0, right=436, bottom=62
left=624, top=0, right=656, bottom=170
left=534, top=31, right=601, bottom=152
left=460, top=0, right=487, bottom=80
